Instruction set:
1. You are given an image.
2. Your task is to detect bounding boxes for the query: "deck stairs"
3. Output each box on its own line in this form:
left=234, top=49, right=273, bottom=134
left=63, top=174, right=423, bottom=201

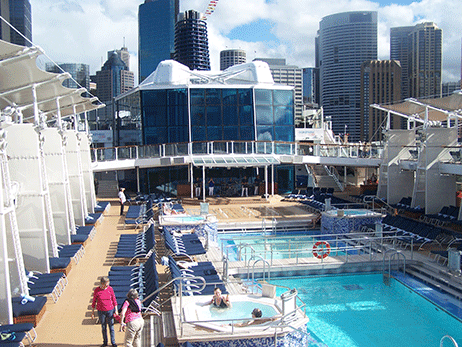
left=96, top=179, right=119, bottom=198
left=310, top=165, right=343, bottom=191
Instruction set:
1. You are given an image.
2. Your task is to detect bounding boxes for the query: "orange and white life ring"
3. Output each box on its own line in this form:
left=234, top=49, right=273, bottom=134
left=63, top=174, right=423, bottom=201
left=312, top=241, right=331, bottom=259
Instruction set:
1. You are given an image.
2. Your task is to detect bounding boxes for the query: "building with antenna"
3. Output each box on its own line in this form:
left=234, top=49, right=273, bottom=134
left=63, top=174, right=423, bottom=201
left=174, top=10, right=210, bottom=71
left=0, top=0, right=32, bottom=46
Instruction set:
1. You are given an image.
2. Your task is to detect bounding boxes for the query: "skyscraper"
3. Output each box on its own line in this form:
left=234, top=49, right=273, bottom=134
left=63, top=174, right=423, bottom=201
left=138, top=0, right=179, bottom=83
left=0, top=0, right=31, bottom=46
left=220, top=49, right=246, bottom=70
left=255, top=58, right=302, bottom=121
left=316, top=11, right=377, bottom=141
left=94, top=50, right=134, bottom=102
left=45, top=63, right=90, bottom=90
left=174, top=10, right=210, bottom=71
left=390, top=22, right=442, bottom=99
left=360, top=60, right=401, bottom=141
left=302, top=67, right=320, bottom=107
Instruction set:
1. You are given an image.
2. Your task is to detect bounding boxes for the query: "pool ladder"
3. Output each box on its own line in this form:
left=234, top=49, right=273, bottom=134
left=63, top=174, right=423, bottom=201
left=440, top=335, right=458, bottom=347
left=382, top=249, right=406, bottom=286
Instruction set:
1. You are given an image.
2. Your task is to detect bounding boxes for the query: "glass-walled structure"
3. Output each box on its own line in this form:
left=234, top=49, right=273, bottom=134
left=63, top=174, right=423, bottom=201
left=114, top=60, right=296, bottom=194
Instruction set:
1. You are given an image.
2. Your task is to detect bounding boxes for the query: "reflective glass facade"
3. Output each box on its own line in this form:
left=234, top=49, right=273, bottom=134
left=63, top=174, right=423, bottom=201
left=138, top=0, right=179, bottom=83
left=138, top=87, right=294, bottom=145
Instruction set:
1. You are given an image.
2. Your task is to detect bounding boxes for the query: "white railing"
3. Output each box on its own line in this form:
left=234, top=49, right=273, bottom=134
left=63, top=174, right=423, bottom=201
left=91, top=140, right=384, bottom=163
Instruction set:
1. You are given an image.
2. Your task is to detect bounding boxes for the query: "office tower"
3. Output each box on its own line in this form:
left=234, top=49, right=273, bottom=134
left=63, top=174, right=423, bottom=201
left=391, top=22, right=442, bottom=99
left=255, top=58, right=302, bottom=122
left=94, top=50, right=134, bottom=102
left=174, top=10, right=210, bottom=71
left=138, top=0, right=179, bottom=83
left=115, top=46, right=130, bottom=69
left=302, top=67, right=320, bottom=106
left=220, top=49, right=246, bottom=70
left=45, top=63, right=90, bottom=90
left=360, top=60, right=401, bottom=142
left=316, top=11, right=377, bottom=142
left=0, top=0, right=31, bottom=46
left=442, top=82, right=460, bottom=97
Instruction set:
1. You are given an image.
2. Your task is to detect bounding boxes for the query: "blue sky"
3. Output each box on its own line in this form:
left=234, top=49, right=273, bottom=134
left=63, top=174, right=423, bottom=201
left=31, top=0, right=461, bottom=84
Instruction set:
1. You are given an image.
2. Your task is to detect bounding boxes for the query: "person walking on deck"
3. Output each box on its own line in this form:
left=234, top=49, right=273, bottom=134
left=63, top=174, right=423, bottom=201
left=92, top=276, right=118, bottom=347
left=119, top=289, right=143, bottom=347
left=118, top=188, right=126, bottom=216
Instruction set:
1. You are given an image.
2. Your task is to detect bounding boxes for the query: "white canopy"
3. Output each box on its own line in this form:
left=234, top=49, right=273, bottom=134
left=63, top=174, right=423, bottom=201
left=0, top=39, right=103, bottom=121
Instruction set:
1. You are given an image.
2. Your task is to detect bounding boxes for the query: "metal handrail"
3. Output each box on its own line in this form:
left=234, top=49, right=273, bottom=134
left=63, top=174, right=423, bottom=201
left=440, top=335, right=459, bottom=347
left=382, top=249, right=406, bottom=277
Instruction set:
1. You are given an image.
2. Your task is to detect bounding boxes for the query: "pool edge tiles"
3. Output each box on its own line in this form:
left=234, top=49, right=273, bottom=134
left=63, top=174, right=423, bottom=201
left=173, top=294, right=310, bottom=346
left=321, top=209, right=383, bottom=234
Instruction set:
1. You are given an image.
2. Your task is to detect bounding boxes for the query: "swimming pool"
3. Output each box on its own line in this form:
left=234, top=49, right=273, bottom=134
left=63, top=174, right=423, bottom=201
left=218, top=231, right=354, bottom=261
left=269, top=273, right=462, bottom=347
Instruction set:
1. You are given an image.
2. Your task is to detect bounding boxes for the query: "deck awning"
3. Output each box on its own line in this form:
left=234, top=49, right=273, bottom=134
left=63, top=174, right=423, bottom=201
left=0, top=39, right=104, bottom=121
left=372, top=91, right=462, bottom=123
left=191, top=155, right=280, bottom=167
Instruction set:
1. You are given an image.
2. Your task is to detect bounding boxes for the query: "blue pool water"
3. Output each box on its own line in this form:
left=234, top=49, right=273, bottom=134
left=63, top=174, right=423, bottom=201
left=200, top=301, right=278, bottom=323
left=269, top=273, right=462, bottom=347
left=218, top=231, right=352, bottom=261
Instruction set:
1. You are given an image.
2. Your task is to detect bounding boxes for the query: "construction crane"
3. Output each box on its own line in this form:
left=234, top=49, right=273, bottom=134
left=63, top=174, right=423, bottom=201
left=201, top=0, right=219, bottom=20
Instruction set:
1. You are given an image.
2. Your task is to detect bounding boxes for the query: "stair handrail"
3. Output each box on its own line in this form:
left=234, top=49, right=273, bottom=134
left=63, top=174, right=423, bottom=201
left=382, top=249, right=406, bottom=277
left=323, top=165, right=344, bottom=191
left=440, top=335, right=459, bottom=347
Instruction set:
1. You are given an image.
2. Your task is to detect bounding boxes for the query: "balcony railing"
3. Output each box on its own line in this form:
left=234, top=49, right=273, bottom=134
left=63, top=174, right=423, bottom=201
left=91, top=141, right=384, bottom=163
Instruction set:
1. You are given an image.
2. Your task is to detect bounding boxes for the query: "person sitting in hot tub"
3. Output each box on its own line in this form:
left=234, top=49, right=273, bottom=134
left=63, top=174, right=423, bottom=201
left=234, top=308, right=275, bottom=327
left=209, top=288, right=230, bottom=308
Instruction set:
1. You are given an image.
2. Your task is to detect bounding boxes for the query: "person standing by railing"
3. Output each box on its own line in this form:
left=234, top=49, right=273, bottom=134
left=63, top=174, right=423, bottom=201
left=208, top=178, right=215, bottom=196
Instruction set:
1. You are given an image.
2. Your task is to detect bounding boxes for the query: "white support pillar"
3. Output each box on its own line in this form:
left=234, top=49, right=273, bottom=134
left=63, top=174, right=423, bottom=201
left=264, top=166, right=268, bottom=201
left=202, top=165, right=206, bottom=202
left=190, top=164, right=194, bottom=199
left=271, top=164, right=274, bottom=197
left=136, top=167, right=140, bottom=193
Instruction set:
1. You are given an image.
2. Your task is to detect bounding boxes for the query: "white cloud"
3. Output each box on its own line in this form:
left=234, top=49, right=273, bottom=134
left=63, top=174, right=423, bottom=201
left=31, top=0, right=461, bottom=85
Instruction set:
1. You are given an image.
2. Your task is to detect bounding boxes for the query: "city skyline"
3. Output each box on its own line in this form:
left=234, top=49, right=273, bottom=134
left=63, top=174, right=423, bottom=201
left=30, top=0, right=461, bottom=89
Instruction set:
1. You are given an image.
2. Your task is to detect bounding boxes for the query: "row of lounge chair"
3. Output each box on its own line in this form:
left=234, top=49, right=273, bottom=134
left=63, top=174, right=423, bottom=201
left=284, top=187, right=335, bottom=200
left=421, top=205, right=461, bottom=226
left=4, top=202, right=110, bottom=347
left=115, top=225, right=156, bottom=260
left=163, top=229, right=206, bottom=256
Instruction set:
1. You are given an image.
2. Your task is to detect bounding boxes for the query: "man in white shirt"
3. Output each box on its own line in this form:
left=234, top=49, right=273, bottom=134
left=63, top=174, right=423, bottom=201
left=118, top=187, right=127, bottom=216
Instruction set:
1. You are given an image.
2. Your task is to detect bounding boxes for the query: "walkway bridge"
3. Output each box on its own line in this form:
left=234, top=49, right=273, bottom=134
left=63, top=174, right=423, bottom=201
left=91, top=141, right=384, bottom=172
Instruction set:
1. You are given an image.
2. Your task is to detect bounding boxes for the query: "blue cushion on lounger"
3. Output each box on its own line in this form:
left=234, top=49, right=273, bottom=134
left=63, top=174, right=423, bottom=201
left=12, top=296, right=47, bottom=317
left=49, top=257, right=71, bottom=269
left=71, top=234, right=88, bottom=243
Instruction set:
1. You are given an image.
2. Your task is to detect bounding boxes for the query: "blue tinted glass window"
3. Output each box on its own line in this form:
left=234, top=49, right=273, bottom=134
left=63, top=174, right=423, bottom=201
left=273, top=90, right=293, bottom=106
left=206, top=89, right=221, bottom=105
left=206, top=106, right=221, bottom=126
left=144, top=127, right=167, bottom=144
left=223, top=126, right=238, bottom=140
left=192, top=126, right=206, bottom=141
left=168, top=106, right=187, bottom=126
left=274, top=106, right=293, bottom=125
left=168, top=126, right=188, bottom=143
left=240, top=126, right=254, bottom=140
left=256, top=105, right=273, bottom=125
left=223, top=105, right=238, bottom=126
left=274, top=126, right=294, bottom=142
left=190, top=89, right=205, bottom=105
left=256, top=126, right=273, bottom=141
left=168, top=89, right=187, bottom=105
left=207, top=126, right=222, bottom=141
left=239, top=89, right=252, bottom=105
left=222, top=89, right=237, bottom=105
left=239, top=105, right=253, bottom=125
left=255, top=89, right=272, bottom=105
left=191, top=106, right=205, bottom=126
left=144, top=106, right=167, bottom=126
left=142, top=90, right=166, bottom=106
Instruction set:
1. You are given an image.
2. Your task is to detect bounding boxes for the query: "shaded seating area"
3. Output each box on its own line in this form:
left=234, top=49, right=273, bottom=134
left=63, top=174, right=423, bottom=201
left=108, top=253, right=159, bottom=309
left=167, top=256, right=227, bottom=296
left=163, top=229, right=206, bottom=256
left=114, top=224, right=156, bottom=260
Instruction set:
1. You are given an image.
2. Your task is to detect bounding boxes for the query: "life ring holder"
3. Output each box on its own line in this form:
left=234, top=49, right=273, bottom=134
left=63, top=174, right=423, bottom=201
left=312, top=241, right=331, bottom=259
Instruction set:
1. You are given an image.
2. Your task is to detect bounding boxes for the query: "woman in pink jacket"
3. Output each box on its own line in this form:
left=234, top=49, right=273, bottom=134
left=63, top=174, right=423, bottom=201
left=92, top=276, right=118, bottom=347
left=119, top=289, right=143, bottom=347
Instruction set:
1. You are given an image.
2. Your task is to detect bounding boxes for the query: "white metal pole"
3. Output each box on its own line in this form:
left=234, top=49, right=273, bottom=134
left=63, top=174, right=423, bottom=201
left=202, top=165, right=206, bottom=202
left=265, top=166, right=268, bottom=201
